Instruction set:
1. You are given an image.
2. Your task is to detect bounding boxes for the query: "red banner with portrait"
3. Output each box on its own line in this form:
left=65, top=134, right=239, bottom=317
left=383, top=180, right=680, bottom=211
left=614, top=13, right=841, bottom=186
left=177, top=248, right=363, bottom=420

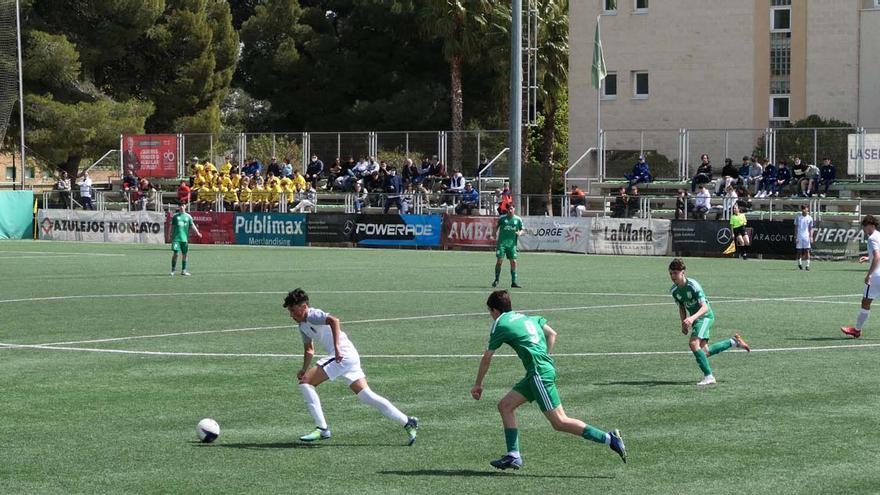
left=122, top=134, right=178, bottom=177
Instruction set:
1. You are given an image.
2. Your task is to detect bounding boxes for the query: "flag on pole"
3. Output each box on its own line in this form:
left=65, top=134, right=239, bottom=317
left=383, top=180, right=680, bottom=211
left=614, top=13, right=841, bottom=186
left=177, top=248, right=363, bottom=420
left=591, top=20, right=607, bottom=89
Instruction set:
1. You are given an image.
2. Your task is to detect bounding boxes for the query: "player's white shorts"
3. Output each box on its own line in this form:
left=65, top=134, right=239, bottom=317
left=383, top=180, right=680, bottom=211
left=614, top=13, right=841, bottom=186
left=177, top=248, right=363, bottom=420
left=863, top=274, right=880, bottom=299
left=796, top=236, right=811, bottom=250
left=316, top=355, right=365, bottom=384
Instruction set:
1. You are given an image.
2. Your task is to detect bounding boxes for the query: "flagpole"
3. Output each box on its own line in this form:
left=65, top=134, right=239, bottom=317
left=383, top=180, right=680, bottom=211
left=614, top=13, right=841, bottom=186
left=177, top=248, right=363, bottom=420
left=595, top=15, right=601, bottom=181
left=15, top=0, right=26, bottom=190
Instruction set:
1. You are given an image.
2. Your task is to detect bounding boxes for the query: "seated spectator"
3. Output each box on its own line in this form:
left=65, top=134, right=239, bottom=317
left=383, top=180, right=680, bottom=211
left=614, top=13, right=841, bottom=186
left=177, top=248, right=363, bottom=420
left=693, top=185, right=711, bottom=219
left=281, top=158, right=294, bottom=179
left=441, top=169, right=465, bottom=206
left=324, top=158, right=342, bottom=190
left=401, top=158, right=420, bottom=185
left=222, top=182, right=239, bottom=212
left=292, top=185, right=317, bottom=213
left=625, top=155, right=653, bottom=188
left=717, top=184, right=739, bottom=219
left=352, top=182, right=368, bottom=213
left=716, top=158, right=739, bottom=196
left=220, top=155, right=233, bottom=176
left=569, top=185, right=587, bottom=217
left=401, top=183, right=415, bottom=214
left=238, top=177, right=252, bottom=212
left=611, top=187, right=629, bottom=218
left=418, top=156, right=433, bottom=183
left=292, top=169, right=307, bottom=192
left=756, top=159, right=777, bottom=198
left=737, top=156, right=751, bottom=186
left=735, top=184, right=752, bottom=212
left=456, top=182, right=480, bottom=215
left=674, top=189, right=692, bottom=220
left=305, top=154, right=324, bottom=189
left=243, top=157, right=262, bottom=178
left=266, top=156, right=282, bottom=178
left=201, top=157, right=217, bottom=175
left=791, top=157, right=807, bottom=197
left=628, top=186, right=641, bottom=218
left=746, top=156, right=763, bottom=195
left=425, top=159, right=447, bottom=190
left=803, top=162, right=820, bottom=197
left=690, top=153, right=712, bottom=193
left=773, top=160, right=792, bottom=198
left=363, top=157, right=382, bottom=189
left=819, top=157, right=835, bottom=197
left=383, top=167, right=403, bottom=214
left=137, top=177, right=157, bottom=211
left=177, top=180, right=191, bottom=206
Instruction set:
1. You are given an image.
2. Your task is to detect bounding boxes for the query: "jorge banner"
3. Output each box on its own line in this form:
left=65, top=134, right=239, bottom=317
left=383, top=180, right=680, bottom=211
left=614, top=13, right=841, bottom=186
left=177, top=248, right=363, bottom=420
left=234, top=213, right=306, bottom=246
left=0, top=191, right=34, bottom=240
left=166, top=211, right=234, bottom=244
left=444, top=215, right=497, bottom=247
left=519, top=217, right=591, bottom=254
left=38, top=210, right=164, bottom=243
left=122, top=134, right=178, bottom=177
left=307, top=214, right=357, bottom=243
left=353, top=214, right=441, bottom=247
left=591, top=218, right=670, bottom=255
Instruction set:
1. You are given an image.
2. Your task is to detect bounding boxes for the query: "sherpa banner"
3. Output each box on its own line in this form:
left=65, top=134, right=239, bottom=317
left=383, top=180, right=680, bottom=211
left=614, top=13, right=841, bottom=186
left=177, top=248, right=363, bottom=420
left=591, top=218, right=670, bottom=255
left=38, top=210, right=165, bottom=243
left=810, top=221, right=864, bottom=261
left=234, top=213, right=306, bottom=246
left=519, top=217, right=591, bottom=254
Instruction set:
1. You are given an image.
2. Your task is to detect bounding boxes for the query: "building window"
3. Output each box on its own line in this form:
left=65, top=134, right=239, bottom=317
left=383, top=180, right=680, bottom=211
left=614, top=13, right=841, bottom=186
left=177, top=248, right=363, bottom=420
left=4, top=167, right=13, bottom=180
left=771, top=7, right=791, bottom=33
left=602, top=73, right=617, bottom=99
left=25, top=167, right=34, bottom=179
left=632, top=71, right=649, bottom=98
left=603, top=0, right=617, bottom=14
left=770, top=95, right=790, bottom=121
left=634, top=0, right=648, bottom=13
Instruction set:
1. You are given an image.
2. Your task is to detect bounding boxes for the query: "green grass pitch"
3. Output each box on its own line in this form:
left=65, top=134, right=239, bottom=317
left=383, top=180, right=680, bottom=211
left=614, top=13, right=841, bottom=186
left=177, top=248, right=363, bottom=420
left=2, top=241, right=880, bottom=494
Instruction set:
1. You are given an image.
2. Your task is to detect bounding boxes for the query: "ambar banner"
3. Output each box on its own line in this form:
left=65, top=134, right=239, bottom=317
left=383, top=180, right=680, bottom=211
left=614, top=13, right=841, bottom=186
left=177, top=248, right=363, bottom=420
left=166, top=211, right=234, bottom=244
left=591, top=218, right=670, bottom=256
left=234, top=213, right=307, bottom=246
left=0, top=191, right=34, bottom=240
left=307, top=214, right=357, bottom=243
left=444, top=215, right=496, bottom=247
left=353, top=214, right=441, bottom=247
left=38, top=210, right=165, bottom=243
left=519, top=217, right=591, bottom=254
left=122, top=134, right=178, bottom=177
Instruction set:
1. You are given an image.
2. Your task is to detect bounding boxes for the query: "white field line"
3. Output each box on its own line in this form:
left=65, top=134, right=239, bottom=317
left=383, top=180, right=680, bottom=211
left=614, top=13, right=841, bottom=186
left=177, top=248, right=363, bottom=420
left=0, top=250, right=125, bottom=257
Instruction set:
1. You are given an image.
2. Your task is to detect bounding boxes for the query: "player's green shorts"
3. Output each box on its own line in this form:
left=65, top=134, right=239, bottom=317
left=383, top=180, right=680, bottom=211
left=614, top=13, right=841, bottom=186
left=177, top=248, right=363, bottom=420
left=496, top=242, right=517, bottom=260
left=171, top=241, right=189, bottom=254
left=690, top=313, right=715, bottom=340
left=512, top=371, right=561, bottom=412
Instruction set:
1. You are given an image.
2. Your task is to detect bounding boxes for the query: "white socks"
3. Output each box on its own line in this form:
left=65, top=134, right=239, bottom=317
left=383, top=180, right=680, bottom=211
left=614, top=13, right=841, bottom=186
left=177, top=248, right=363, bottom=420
left=603, top=433, right=611, bottom=445
left=299, top=384, right=328, bottom=430
left=856, top=308, right=870, bottom=331
left=806, top=259, right=810, bottom=268
left=357, top=387, right=408, bottom=425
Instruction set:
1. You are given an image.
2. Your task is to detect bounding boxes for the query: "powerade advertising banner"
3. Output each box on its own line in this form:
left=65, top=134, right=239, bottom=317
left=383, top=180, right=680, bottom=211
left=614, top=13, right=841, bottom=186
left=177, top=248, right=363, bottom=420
left=809, top=221, right=864, bottom=261
left=444, top=215, right=497, bottom=247
left=122, top=134, right=178, bottom=177
left=38, top=210, right=165, bottom=243
left=165, top=211, right=234, bottom=244
left=353, top=214, right=441, bottom=247
left=234, top=213, right=306, bottom=246
left=591, top=218, right=670, bottom=255
left=307, top=214, right=356, bottom=243
left=519, top=217, right=591, bottom=254
left=0, top=191, right=34, bottom=240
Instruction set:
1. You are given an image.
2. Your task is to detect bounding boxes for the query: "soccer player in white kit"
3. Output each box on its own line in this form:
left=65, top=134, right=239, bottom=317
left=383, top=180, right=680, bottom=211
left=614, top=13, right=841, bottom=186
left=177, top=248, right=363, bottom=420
left=842, top=215, right=880, bottom=338
left=795, top=205, right=814, bottom=271
left=283, top=288, right=419, bottom=444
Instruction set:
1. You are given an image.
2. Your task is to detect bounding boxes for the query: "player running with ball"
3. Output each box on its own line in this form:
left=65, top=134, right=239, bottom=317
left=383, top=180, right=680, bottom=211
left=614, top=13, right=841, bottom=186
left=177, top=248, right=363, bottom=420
left=668, top=258, right=751, bottom=385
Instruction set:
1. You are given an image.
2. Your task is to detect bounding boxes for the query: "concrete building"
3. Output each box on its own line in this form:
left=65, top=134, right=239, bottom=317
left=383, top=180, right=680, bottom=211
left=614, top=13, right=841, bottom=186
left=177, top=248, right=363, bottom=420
left=569, top=0, right=880, bottom=180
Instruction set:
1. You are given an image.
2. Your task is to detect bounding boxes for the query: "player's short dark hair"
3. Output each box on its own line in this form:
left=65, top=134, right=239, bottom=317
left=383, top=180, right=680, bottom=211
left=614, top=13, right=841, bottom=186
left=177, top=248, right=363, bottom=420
left=862, top=215, right=879, bottom=227
left=668, top=258, right=686, bottom=271
left=283, top=288, right=309, bottom=308
left=486, top=290, right=512, bottom=313
left=801, top=204, right=809, bottom=211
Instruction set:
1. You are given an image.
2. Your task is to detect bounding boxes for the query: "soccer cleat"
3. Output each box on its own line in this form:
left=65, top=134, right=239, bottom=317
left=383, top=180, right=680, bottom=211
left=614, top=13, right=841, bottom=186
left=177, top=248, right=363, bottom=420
left=733, top=333, right=751, bottom=352
left=798, top=264, right=803, bottom=270
left=841, top=326, right=862, bottom=339
left=697, top=375, right=716, bottom=386
left=169, top=271, right=175, bottom=276
left=609, top=429, right=627, bottom=464
left=489, top=454, right=523, bottom=470
left=181, top=270, right=192, bottom=276
left=511, top=283, right=522, bottom=288
left=299, top=427, right=331, bottom=442
left=805, top=266, right=810, bottom=271
left=404, top=416, right=418, bottom=446
left=491, top=280, right=498, bottom=288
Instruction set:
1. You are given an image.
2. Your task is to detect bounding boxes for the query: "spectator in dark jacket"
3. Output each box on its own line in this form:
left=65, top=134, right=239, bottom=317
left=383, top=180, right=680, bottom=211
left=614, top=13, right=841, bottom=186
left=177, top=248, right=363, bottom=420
left=737, top=156, right=751, bottom=186
left=756, top=159, right=777, bottom=198
left=243, top=157, right=262, bottom=178
left=774, top=160, right=792, bottom=197
left=791, top=157, right=807, bottom=196
left=819, top=158, right=836, bottom=197
left=628, top=186, right=641, bottom=218
left=716, top=157, right=740, bottom=195
left=266, top=156, right=282, bottom=178
left=305, top=154, right=324, bottom=189
left=456, top=182, right=480, bottom=215
left=674, top=189, right=692, bottom=219
left=401, top=158, right=420, bottom=185
left=383, top=167, right=403, bottom=214
left=625, top=155, right=652, bottom=188
left=612, top=187, right=629, bottom=218
left=690, top=154, right=713, bottom=192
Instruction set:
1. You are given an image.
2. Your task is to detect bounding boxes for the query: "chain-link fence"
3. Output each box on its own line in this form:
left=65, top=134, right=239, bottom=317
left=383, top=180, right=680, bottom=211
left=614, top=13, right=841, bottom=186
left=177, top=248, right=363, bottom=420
left=601, top=129, right=682, bottom=180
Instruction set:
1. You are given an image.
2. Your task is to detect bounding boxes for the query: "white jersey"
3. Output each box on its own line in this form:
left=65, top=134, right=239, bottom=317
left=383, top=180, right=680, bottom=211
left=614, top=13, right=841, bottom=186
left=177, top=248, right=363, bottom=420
left=868, top=231, right=880, bottom=276
left=298, top=307, right=359, bottom=359
left=795, top=215, right=813, bottom=240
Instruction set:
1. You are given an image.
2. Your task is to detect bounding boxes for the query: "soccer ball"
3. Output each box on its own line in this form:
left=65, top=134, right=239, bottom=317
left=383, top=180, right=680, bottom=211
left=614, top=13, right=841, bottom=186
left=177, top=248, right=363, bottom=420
left=196, top=418, right=220, bottom=443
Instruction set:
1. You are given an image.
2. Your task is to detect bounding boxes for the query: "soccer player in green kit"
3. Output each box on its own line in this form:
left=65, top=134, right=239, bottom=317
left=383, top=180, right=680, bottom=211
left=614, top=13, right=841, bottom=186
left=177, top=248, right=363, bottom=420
left=668, top=258, right=751, bottom=385
left=170, top=203, right=202, bottom=276
left=493, top=205, right=524, bottom=288
left=471, top=290, right=627, bottom=470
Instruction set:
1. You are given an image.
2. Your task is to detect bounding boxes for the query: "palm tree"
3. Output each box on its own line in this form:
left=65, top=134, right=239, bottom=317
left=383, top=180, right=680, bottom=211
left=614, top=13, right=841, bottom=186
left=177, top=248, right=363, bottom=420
left=535, top=0, right=568, bottom=214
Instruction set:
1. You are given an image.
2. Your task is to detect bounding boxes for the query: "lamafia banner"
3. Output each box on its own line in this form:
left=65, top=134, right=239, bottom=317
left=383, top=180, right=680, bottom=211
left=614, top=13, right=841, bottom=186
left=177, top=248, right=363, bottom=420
left=519, top=217, right=591, bottom=253
left=590, top=218, right=670, bottom=255
left=38, top=210, right=165, bottom=243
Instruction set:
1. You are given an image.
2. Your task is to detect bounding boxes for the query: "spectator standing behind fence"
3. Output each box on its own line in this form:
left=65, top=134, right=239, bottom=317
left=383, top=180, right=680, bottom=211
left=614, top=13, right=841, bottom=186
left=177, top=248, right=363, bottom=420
left=690, top=154, right=712, bottom=193
left=612, top=187, right=629, bottom=218
left=497, top=184, right=513, bottom=215
left=306, top=154, right=324, bottom=189
left=674, top=189, right=692, bottom=220
left=353, top=182, right=368, bottom=213
left=401, top=183, right=416, bottom=214
left=693, top=185, right=711, bottom=219
left=177, top=180, right=191, bottom=206
left=77, top=172, right=93, bottom=210
left=569, top=185, right=587, bottom=217
left=819, top=158, right=835, bottom=198
left=456, top=182, right=479, bottom=215
left=628, top=186, right=641, bottom=218
left=716, top=158, right=739, bottom=196
left=55, top=171, right=72, bottom=208
left=756, top=159, right=777, bottom=198
left=383, top=167, right=402, bottom=214
left=625, top=155, right=652, bottom=188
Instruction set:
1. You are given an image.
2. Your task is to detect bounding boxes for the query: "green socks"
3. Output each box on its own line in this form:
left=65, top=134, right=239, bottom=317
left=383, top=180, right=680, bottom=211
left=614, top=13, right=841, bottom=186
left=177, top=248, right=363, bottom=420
left=171, top=260, right=176, bottom=271
left=693, top=349, right=712, bottom=376
left=511, top=269, right=517, bottom=284
left=581, top=425, right=608, bottom=444
left=494, top=265, right=501, bottom=282
left=504, top=427, right=520, bottom=453
left=708, top=339, right=733, bottom=357
left=182, top=260, right=187, bottom=271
